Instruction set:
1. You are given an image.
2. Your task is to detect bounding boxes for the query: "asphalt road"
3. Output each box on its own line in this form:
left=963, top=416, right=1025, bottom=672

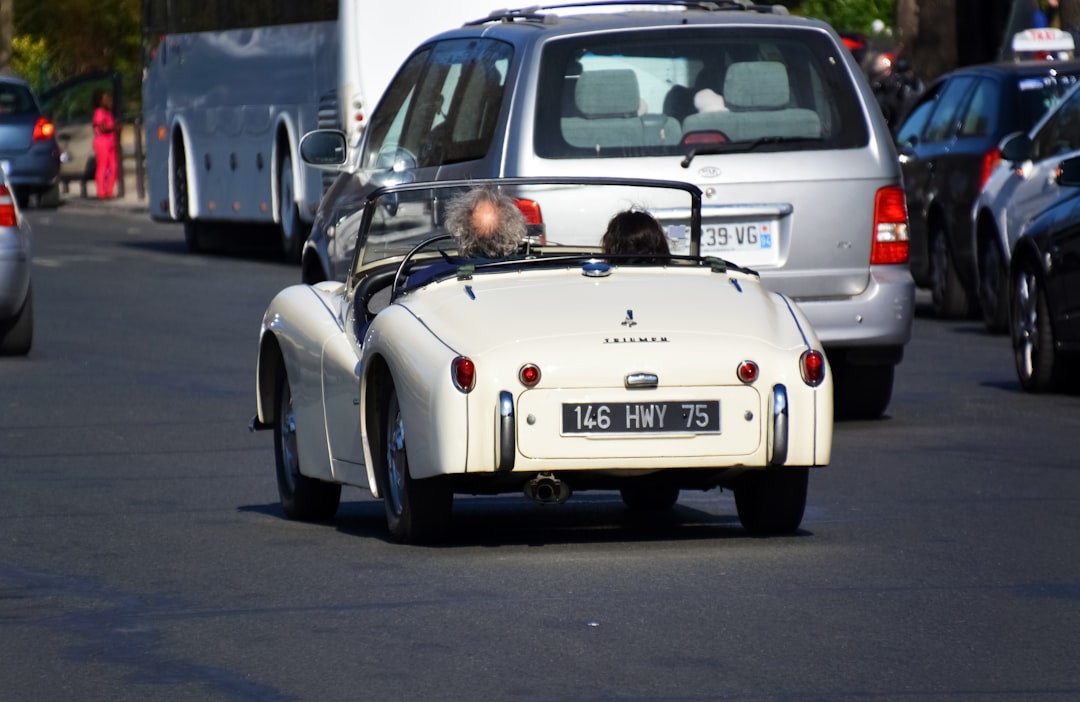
left=2, top=203, right=1079, bottom=702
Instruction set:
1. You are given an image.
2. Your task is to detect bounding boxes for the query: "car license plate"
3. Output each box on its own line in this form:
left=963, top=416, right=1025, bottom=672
left=562, top=400, right=720, bottom=434
left=699, top=220, right=777, bottom=261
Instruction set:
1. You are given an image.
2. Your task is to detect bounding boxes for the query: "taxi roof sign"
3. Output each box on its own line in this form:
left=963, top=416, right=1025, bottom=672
left=1012, top=28, right=1075, bottom=57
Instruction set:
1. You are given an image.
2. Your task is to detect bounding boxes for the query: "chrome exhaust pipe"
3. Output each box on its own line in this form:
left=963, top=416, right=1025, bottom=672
left=524, top=472, right=571, bottom=505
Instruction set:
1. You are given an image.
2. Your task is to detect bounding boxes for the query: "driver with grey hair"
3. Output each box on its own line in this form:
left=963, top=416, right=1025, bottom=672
left=445, top=187, right=527, bottom=258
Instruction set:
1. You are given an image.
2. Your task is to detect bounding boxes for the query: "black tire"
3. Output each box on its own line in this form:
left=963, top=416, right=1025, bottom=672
left=1011, top=257, right=1060, bottom=393
left=172, top=139, right=204, bottom=253
left=619, top=482, right=679, bottom=511
left=379, top=381, right=452, bottom=543
left=39, top=184, right=61, bottom=209
left=977, top=237, right=1009, bottom=334
left=929, top=223, right=971, bottom=318
left=832, top=359, right=894, bottom=421
left=734, top=468, right=808, bottom=536
left=278, top=151, right=306, bottom=264
left=273, top=366, right=341, bottom=520
left=0, top=284, right=33, bottom=356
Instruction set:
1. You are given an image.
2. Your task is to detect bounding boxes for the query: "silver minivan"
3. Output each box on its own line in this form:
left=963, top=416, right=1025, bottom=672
left=300, top=2, right=914, bottom=419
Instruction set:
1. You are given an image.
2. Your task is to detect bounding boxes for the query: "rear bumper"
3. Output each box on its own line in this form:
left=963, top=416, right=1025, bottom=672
left=794, top=264, right=914, bottom=353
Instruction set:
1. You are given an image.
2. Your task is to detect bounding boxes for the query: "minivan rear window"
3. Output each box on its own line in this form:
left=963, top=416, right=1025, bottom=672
left=534, top=27, right=869, bottom=159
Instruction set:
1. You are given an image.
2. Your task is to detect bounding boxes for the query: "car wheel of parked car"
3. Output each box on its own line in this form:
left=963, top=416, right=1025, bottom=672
left=278, top=151, right=305, bottom=264
left=0, top=284, right=33, bottom=356
left=734, top=467, right=807, bottom=535
left=831, top=358, right=894, bottom=421
left=619, top=482, right=679, bottom=511
left=1011, top=257, right=1060, bottom=393
left=273, top=367, right=341, bottom=520
left=977, top=237, right=1009, bottom=334
left=929, top=223, right=971, bottom=318
left=380, top=381, right=452, bottom=543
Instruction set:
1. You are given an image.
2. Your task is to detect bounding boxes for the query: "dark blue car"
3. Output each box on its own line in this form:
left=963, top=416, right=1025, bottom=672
left=0, top=76, right=61, bottom=208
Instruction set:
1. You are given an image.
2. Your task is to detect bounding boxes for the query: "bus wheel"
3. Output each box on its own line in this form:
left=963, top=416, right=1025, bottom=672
left=278, top=152, right=305, bottom=264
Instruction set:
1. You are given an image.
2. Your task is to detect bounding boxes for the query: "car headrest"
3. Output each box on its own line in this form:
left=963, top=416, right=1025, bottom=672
left=724, top=61, right=791, bottom=109
left=575, top=69, right=641, bottom=118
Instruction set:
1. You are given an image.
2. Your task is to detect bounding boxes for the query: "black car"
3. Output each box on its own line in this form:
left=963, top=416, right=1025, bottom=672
left=895, top=60, right=1080, bottom=317
left=1009, top=154, right=1080, bottom=393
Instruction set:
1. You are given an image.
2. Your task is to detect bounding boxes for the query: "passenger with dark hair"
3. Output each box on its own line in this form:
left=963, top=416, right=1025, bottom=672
left=601, top=209, right=670, bottom=259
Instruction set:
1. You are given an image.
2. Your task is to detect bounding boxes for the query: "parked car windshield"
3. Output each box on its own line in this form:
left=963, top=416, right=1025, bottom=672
left=534, top=27, right=869, bottom=159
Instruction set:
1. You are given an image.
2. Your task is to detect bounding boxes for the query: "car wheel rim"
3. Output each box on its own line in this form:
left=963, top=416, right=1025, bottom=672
left=1013, top=268, right=1039, bottom=380
left=279, top=391, right=299, bottom=492
left=385, top=404, right=406, bottom=517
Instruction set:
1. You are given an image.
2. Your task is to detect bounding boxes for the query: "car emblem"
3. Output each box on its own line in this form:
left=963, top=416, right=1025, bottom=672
left=698, top=166, right=721, bottom=178
left=622, top=310, right=637, bottom=328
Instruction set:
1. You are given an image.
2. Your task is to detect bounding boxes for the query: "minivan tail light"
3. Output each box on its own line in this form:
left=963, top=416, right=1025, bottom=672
left=871, top=186, right=909, bottom=265
left=32, top=117, right=55, bottom=142
left=514, top=199, right=542, bottom=225
left=979, top=147, right=1002, bottom=191
left=0, top=185, right=16, bottom=226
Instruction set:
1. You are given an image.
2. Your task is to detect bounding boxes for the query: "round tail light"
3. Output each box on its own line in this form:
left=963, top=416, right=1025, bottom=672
left=519, top=363, right=541, bottom=387
left=800, top=350, right=826, bottom=387
left=737, top=360, right=759, bottom=384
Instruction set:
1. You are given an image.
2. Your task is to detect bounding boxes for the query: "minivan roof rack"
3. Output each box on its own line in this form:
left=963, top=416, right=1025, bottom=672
left=467, top=0, right=789, bottom=25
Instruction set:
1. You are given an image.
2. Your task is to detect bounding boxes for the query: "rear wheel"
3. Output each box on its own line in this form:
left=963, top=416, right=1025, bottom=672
left=977, top=237, right=1008, bottom=334
left=832, top=359, right=893, bottom=421
left=1011, top=257, right=1060, bottom=393
left=273, top=367, right=341, bottom=520
left=734, top=468, right=808, bottom=535
left=0, top=284, right=33, bottom=356
left=278, top=151, right=306, bottom=263
left=929, top=223, right=971, bottom=318
left=379, top=381, right=452, bottom=543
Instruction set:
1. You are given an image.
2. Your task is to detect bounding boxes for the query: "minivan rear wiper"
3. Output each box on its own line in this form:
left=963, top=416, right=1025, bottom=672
left=680, top=136, right=824, bottom=168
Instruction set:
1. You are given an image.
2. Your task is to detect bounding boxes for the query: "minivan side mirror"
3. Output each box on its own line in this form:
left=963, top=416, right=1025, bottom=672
left=1055, top=156, right=1080, bottom=187
left=1000, top=132, right=1032, bottom=163
left=299, top=130, right=348, bottom=168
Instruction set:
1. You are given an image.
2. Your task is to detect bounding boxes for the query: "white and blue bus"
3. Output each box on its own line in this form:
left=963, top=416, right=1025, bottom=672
left=141, top=0, right=497, bottom=260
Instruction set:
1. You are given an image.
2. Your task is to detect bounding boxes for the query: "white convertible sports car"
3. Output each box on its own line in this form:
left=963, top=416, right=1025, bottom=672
left=251, top=177, right=832, bottom=543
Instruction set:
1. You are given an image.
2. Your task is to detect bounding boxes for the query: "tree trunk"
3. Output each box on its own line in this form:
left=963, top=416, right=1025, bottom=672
left=903, top=0, right=958, bottom=83
left=1060, top=0, right=1080, bottom=32
left=0, top=0, right=12, bottom=73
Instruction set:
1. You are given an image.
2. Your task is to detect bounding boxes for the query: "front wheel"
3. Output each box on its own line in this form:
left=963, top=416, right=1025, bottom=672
left=379, top=381, right=452, bottom=543
left=1011, top=257, right=1060, bottom=393
left=273, top=367, right=341, bottom=520
left=734, top=468, right=808, bottom=535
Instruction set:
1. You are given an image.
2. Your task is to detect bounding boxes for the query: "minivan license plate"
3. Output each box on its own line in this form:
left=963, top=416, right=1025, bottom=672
left=562, top=401, right=720, bottom=434
left=699, top=220, right=776, bottom=258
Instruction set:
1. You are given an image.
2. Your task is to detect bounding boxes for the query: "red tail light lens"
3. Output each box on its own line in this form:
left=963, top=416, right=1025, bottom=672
left=800, top=350, right=826, bottom=387
left=451, top=356, right=476, bottom=393
left=736, top=360, right=759, bottom=384
left=979, top=147, right=1002, bottom=191
left=33, top=117, right=55, bottom=142
left=0, top=185, right=17, bottom=227
left=514, top=199, right=542, bottom=225
left=518, top=363, right=541, bottom=387
left=871, top=186, right=909, bottom=265
left=681, top=130, right=728, bottom=145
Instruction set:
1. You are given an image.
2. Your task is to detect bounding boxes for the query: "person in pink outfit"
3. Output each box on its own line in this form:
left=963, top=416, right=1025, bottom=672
left=92, top=90, right=118, bottom=199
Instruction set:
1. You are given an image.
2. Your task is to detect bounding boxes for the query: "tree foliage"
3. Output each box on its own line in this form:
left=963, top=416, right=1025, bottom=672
left=794, top=0, right=898, bottom=34
left=13, top=0, right=141, bottom=111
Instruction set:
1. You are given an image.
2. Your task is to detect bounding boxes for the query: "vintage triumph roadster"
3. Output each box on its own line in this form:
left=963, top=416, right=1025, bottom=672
left=251, top=177, right=832, bottom=543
